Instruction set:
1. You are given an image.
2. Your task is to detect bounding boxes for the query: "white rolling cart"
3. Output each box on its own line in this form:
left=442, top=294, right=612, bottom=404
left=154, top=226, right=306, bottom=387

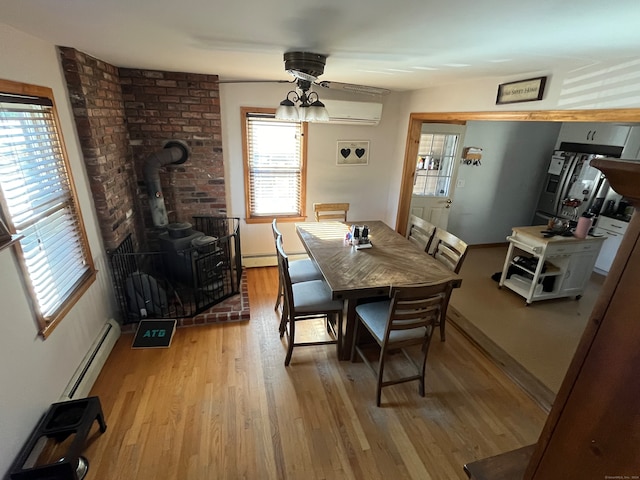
left=499, top=226, right=605, bottom=305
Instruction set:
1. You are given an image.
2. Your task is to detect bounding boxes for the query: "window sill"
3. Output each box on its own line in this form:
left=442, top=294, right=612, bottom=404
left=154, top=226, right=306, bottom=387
left=245, top=216, right=307, bottom=224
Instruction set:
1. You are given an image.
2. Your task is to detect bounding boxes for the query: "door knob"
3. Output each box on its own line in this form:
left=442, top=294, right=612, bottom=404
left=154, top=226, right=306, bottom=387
left=446, top=199, right=452, bottom=204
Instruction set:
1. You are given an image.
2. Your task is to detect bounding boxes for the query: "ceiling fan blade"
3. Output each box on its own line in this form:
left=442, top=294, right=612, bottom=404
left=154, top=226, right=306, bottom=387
left=218, top=79, right=294, bottom=85
left=316, top=80, right=391, bottom=96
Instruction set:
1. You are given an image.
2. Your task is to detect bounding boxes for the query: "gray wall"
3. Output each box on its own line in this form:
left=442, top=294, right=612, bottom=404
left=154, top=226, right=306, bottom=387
left=448, top=121, right=562, bottom=244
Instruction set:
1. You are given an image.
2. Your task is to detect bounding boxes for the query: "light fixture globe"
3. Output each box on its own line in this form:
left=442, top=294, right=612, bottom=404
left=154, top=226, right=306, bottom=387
left=275, top=94, right=299, bottom=121
left=306, top=99, right=329, bottom=122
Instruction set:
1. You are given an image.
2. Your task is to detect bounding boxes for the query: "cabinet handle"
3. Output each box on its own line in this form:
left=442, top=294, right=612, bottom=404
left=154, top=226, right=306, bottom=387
left=609, top=224, right=623, bottom=229
left=587, top=130, right=592, bottom=141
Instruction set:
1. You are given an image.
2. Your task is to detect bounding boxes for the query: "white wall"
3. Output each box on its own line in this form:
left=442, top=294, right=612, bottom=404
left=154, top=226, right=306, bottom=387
left=219, top=83, right=404, bottom=262
left=0, top=25, right=116, bottom=475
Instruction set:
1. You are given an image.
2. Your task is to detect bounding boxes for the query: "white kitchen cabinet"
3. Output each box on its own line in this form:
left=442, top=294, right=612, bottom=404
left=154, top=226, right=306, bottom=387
left=499, top=226, right=604, bottom=304
left=593, top=216, right=629, bottom=273
left=556, top=123, right=630, bottom=147
left=621, top=126, right=640, bottom=159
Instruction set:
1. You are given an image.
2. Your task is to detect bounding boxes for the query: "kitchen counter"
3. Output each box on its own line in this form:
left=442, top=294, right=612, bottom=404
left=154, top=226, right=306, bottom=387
left=498, top=226, right=605, bottom=304
left=597, top=213, right=631, bottom=223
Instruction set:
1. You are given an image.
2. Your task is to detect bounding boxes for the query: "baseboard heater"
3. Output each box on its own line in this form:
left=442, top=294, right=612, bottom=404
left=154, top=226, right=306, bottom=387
left=60, top=318, right=121, bottom=401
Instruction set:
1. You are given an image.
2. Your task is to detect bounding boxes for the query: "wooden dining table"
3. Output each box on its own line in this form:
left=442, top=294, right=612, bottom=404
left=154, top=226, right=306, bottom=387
left=296, top=220, right=463, bottom=360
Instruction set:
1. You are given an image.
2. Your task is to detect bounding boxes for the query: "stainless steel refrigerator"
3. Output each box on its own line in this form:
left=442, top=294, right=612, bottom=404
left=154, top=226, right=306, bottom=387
left=532, top=151, right=609, bottom=226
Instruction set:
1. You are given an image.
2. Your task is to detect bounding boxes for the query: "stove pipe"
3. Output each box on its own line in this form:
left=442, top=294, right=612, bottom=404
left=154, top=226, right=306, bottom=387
left=143, top=140, right=189, bottom=227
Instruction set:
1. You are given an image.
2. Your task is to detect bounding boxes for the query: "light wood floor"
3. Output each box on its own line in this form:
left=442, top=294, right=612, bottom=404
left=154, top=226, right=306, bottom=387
left=84, top=266, right=546, bottom=480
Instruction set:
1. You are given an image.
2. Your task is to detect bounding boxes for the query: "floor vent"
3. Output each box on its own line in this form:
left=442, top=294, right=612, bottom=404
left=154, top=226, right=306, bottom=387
left=60, top=318, right=121, bottom=401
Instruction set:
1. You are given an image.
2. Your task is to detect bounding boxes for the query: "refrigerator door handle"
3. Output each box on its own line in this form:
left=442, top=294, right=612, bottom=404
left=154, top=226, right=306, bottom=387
left=552, top=154, right=578, bottom=216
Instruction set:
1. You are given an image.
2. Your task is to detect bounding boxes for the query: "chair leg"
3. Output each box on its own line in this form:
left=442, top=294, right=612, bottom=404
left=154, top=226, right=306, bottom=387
left=274, top=276, right=283, bottom=311
left=279, top=302, right=289, bottom=338
left=376, top=350, right=385, bottom=407
left=336, top=312, right=343, bottom=358
left=419, top=351, right=426, bottom=397
left=419, top=337, right=432, bottom=397
left=439, top=313, right=446, bottom=342
left=284, top=316, right=295, bottom=366
left=350, top=317, right=361, bottom=362
left=440, top=289, right=453, bottom=342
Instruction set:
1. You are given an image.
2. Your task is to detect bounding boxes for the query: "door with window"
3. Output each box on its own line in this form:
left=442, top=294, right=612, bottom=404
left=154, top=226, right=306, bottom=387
left=409, top=123, right=465, bottom=231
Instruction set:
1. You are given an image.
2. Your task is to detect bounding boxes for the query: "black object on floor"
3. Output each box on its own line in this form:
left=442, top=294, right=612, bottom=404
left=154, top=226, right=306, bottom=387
left=9, top=396, right=106, bottom=480
left=132, top=318, right=177, bottom=348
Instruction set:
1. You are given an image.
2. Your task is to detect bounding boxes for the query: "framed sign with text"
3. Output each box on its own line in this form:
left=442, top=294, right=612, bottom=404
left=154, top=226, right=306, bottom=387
left=496, top=76, right=547, bottom=105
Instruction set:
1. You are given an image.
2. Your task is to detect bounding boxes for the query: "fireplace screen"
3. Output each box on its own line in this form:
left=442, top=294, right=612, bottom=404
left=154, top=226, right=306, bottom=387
left=109, top=216, right=242, bottom=323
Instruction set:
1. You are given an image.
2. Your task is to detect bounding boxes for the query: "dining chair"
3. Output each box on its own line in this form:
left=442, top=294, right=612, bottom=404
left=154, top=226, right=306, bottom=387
left=430, top=228, right=468, bottom=341
left=351, top=282, right=450, bottom=406
left=313, top=202, right=349, bottom=222
left=276, top=236, right=344, bottom=366
left=271, top=219, right=322, bottom=314
left=406, top=214, right=436, bottom=253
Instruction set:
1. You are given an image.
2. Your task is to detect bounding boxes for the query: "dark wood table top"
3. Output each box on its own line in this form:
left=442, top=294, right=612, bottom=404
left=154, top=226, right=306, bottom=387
left=296, top=221, right=462, bottom=300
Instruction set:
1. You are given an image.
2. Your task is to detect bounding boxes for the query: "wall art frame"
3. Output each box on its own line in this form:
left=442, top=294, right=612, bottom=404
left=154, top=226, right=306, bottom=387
left=336, top=140, right=369, bottom=166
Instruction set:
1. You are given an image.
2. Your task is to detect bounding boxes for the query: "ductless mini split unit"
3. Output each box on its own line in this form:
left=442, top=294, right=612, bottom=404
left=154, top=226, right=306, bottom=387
left=322, top=99, right=383, bottom=126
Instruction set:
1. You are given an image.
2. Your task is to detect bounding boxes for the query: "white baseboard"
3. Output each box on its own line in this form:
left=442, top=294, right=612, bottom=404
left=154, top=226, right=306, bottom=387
left=60, top=318, right=121, bottom=401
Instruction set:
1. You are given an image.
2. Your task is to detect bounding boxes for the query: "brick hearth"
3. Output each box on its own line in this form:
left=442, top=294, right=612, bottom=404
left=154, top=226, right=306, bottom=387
left=121, top=269, right=250, bottom=333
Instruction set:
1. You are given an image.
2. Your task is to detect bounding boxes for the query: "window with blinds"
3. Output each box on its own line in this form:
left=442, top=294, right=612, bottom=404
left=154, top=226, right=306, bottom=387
left=242, top=109, right=307, bottom=222
left=0, top=81, right=95, bottom=337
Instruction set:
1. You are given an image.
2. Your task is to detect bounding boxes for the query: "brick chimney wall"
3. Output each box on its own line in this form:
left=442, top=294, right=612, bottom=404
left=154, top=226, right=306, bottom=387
left=58, top=48, right=226, bottom=252
left=119, top=68, right=226, bottom=235
left=59, top=47, right=143, bottom=251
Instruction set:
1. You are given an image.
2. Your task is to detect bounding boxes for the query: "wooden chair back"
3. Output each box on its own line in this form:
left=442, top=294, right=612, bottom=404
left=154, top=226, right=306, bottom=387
left=275, top=235, right=343, bottom=365
left=353, top=281, right=450, bottom=405
left=406, top=214, right=436, bottom=253
left=313, top=202, right=349, bottom=222
left=275, top=235, right=293, bottom=309
left=431, top=229, right=468, bottom=274
left=271, top=218, right=282, bottom=242
left=383, top=282, right=448, bottom=348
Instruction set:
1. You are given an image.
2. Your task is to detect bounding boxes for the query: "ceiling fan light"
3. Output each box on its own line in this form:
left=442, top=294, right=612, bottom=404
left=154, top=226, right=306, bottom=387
left=297, top=105, right=307, bottom=122
left=276, top=98, right=299, bottom=121
left=307, top=100, right=329, bottom=122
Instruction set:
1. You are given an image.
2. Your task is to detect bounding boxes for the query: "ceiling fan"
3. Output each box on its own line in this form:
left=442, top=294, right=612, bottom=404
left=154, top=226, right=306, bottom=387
left=282, top=51, right=391, bottom=96
left=220, top=51, right=391, bottom=97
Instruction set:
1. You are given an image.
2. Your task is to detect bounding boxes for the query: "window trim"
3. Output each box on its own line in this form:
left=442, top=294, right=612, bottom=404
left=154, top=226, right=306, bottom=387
left=0, top=78, right=96, bottom=338
left=241, top=107, right=308, bottom=224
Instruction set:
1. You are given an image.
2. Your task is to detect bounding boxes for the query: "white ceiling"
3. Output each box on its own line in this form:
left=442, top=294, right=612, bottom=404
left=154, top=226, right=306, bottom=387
left=2, top=0, right=640, bottom=91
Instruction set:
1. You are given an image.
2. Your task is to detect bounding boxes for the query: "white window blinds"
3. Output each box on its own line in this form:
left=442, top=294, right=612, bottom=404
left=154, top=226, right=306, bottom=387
left=0, top=95, right=92, bottom=323
left=246, top=114, right=303, bottom=217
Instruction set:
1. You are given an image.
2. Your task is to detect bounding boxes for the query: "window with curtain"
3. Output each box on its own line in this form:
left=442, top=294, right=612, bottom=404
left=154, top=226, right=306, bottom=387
left=242, top=107, right=307, bottom=223
left=0, top=80, right=95, bottom=338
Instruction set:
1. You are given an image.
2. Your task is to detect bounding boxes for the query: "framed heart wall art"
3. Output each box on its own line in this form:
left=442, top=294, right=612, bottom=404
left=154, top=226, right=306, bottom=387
left=336, top=140, right=369, bottom=166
